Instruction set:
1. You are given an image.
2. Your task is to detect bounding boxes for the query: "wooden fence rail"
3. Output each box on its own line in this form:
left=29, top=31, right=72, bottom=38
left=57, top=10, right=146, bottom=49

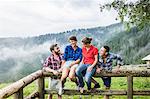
left=0, top=64, right=150, bottom=99
left=0, top=70, right=43, bottom=99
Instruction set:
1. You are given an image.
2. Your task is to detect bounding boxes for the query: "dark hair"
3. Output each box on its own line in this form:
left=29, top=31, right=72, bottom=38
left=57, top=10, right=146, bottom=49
left=50, top=44, right=58, bottom=52
left=69, top=36, right=77, bottom=41
left=82, top=37, right=92, bottom=44
left=103, top=46, right=110, bottom=52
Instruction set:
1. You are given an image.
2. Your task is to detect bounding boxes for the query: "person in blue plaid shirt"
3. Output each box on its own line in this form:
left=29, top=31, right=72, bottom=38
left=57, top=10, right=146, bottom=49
left=96, top=46, right=123, bottom=99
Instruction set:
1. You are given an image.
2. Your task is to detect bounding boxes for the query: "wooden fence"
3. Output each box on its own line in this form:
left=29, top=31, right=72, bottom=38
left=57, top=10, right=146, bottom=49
left=0, top=64, right=150, bottom=99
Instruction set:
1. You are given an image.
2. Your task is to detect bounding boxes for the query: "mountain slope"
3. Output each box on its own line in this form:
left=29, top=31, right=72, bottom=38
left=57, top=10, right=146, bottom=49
left=105, top=26, right=150, bottom=64
left=0, top=23, right=149, bottom=82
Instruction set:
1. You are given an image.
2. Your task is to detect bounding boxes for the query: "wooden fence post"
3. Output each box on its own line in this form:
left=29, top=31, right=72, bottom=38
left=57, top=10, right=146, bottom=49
left=127, top=76, right=133, bottom=99
left=13, top=88, right=23, bottom=99
left=38, top=77, right=45, bottom=99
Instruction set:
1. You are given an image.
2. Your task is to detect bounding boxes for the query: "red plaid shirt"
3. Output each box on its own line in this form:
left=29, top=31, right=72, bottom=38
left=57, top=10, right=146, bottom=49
left=43, top=54, right=62, bottom=70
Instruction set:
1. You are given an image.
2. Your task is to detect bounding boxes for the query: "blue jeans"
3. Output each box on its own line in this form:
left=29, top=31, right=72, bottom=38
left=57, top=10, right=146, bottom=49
left=101, top=77, right=111, bottom=87
left=75, top=64, right=96, bottom=90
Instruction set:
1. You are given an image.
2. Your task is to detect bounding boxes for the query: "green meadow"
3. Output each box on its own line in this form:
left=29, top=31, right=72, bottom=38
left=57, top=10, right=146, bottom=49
left=0, top=77, right=150, bottom=99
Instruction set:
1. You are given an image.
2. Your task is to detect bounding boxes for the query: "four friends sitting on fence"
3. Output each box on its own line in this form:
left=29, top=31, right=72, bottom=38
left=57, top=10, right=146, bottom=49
left=43, top=36, right=123, bottom=99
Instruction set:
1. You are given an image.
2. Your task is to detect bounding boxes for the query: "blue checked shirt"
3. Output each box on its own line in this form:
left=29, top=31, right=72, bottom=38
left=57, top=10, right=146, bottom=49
left=98, top=53, right=123, bottom=71
left=63, top=45, right=82, bottom=61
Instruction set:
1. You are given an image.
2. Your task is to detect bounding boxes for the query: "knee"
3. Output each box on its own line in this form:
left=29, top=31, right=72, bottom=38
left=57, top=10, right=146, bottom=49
left=61, top=74, right=68, bottom=80
left=85, top=77, right=90, bottom=82
left=69, top=77, right=75, bottom=82
left=85, top=75, right=91, bottom=82
left=68, top=75, right=74, bottom=81
left=75, top=68, right=81, bottom=76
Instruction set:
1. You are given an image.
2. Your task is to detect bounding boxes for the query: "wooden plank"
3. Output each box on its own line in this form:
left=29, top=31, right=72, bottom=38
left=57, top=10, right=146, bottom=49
left=43, top=71, right=150, bottom=77
left=13, top=88, right=23, bottom=99
left=45, top=89, right=127, bottom=95
left=25, top=91, right=39, bottom=99
left=38, top=77, right=45, bottom=99
left=127, top=76, right=133, bottom=99
left=133, top=90, right=150, bottom=96
left=45, top=89, right=150, bottom=96
left=122, top=64, right=150, bottom=67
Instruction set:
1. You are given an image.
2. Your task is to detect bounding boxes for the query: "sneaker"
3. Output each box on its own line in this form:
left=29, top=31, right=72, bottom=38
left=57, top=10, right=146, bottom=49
left=87, top=89, right=92, bottom=93
left=80, top=87, right=84, bottom=94
left=94, top=83, right=100, bottom=88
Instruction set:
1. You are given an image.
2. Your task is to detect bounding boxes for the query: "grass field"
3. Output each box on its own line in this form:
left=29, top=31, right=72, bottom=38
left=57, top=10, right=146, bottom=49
left=0, top=77, right=150, bottom=99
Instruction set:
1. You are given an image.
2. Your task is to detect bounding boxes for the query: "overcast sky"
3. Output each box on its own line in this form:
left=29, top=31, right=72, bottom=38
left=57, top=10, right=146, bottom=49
left=0, top=0, right=120, bottom=38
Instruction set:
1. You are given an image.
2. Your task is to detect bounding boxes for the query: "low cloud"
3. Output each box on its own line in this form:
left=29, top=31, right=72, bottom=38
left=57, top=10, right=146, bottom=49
left=0, top=39, right=66, bottom=82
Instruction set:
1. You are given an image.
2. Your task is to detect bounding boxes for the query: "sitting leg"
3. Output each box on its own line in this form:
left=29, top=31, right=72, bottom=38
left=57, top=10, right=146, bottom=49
left=91, top=78, right=100, bottom=89
left=68, top=65, right=78, bottom=85
left=85, top=67, right=96, bottom=90
left=102, top=77, right=111, bottom=99
left=60, top=67, right=70, bottom=84
left=76, top=64, right=87, bottom=93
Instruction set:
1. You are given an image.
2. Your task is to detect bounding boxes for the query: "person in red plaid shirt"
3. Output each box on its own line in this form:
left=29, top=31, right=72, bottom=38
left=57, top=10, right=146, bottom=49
left=43, top=44, right=63, bottom=99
